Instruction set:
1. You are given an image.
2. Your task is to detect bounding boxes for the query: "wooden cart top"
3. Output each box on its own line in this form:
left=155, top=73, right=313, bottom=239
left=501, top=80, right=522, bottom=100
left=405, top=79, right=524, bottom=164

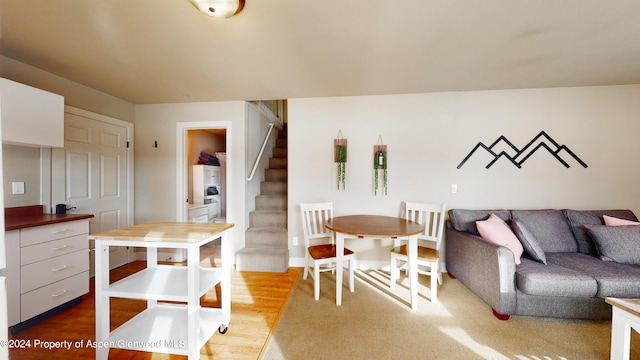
left=606, top=297, right=640, bottom=318
left=88, top=222, right=234, bottom=243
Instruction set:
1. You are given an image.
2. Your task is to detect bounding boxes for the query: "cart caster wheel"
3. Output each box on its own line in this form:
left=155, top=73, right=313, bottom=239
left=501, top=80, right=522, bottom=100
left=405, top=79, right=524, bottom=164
left=218, top=325, right=228, bottom=334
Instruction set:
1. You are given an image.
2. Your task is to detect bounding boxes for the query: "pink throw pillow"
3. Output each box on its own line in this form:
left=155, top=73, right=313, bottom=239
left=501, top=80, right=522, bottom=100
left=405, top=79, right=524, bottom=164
left=476, top=214, right=524, bottom=264
left=603, top=215, right=640, bottom=226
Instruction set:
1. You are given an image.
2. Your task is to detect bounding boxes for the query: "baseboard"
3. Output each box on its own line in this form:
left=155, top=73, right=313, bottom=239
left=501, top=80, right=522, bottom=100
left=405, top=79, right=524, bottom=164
left=11, top=297, right=83, bottom=334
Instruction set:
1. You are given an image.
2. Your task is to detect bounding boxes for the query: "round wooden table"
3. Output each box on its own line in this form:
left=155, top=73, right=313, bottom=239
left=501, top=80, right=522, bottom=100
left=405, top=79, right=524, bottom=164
left=326, top=215, right=424, bottom=310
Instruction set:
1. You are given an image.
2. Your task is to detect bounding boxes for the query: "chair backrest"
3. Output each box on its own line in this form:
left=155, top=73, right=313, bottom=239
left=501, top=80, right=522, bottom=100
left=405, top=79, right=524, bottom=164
left=300, top=202, right=334, bottom=248
left=404, top=202, right=446, bottom=247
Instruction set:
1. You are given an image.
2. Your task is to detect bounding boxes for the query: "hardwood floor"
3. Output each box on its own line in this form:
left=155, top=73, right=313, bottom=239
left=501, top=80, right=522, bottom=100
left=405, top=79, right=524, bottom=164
left=8, top=245, right=300, bottom=360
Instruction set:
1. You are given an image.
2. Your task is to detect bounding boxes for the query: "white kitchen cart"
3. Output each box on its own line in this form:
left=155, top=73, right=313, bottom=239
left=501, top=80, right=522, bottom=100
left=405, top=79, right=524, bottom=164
left=89, top=222, right=234, bottom=360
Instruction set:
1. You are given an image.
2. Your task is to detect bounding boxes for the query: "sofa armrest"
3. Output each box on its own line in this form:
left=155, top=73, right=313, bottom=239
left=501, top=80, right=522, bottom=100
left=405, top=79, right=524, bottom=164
left=445, top=226, right=517, bottom=315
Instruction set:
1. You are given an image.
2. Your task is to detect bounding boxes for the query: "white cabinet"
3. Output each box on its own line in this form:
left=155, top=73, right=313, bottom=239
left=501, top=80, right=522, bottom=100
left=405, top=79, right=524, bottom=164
left=0, top=78, right=64, bottom=147
left=192, top=165, right=221, bottom=204
left=188, top=204, right=208, bottom=223
left=3, top=219, right=90, bottom=327
left=91, top=222, right=234, bottom=360
left=2, top=231, right=20, bottom=327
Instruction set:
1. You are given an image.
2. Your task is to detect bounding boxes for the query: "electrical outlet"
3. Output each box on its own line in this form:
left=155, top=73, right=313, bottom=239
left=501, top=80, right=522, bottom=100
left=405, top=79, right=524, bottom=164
left=292, top=237, right=299, bottom=246
left=451, top=184, right=458, bottom=194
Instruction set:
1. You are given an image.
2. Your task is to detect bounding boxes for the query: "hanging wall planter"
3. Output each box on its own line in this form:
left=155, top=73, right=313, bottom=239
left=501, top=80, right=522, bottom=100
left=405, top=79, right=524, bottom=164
left=373, top=136, right=387, bottom=196
left=334, top=130, right=347, bottom=190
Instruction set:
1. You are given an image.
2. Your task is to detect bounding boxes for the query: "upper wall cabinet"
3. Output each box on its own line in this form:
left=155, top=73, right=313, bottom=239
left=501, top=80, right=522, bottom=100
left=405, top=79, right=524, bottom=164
left=0, top=78, right=64, bottom=148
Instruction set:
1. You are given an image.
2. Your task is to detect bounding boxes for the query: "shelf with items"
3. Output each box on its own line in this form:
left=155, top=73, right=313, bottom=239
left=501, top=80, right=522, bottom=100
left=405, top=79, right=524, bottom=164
left=193, top=164, right=221, bottom=204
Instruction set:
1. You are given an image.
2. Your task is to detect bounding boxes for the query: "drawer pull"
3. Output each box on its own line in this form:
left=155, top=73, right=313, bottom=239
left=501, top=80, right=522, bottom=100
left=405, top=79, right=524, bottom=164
left=51, top=229, right=70, bottom=234
left=51, top=245, right=69, bottom=251
left=51, top=290, right=68, bottom=297
left=51, top=265, right=69, bottom=272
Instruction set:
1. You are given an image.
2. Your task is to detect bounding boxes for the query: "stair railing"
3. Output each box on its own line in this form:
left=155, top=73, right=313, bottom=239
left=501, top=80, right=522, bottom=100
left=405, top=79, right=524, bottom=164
left=247, top=122, right=275, bottom=181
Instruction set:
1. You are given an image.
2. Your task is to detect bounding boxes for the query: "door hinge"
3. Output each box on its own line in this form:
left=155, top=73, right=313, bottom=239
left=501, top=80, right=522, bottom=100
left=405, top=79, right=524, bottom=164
left=126, top=141, right=130, bottom=148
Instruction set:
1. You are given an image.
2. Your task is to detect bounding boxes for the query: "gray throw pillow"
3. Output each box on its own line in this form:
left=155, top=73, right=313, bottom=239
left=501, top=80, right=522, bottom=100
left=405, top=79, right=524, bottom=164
left=511, top=219, right=547, bottom=265
left=564, top=209, right=639, bottom=254
left=585, top=225, right=640, bottom=264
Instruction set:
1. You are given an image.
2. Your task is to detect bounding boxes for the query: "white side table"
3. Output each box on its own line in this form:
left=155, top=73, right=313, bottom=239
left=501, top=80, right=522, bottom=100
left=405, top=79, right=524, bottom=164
left=606, top=297, right=640, bottom=360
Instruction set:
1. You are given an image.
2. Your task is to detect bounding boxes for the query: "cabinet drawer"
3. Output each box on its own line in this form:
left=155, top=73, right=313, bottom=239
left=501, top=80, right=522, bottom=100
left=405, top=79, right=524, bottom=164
left=188, top=206, right=208, bottom=218
left=21, top=272, right=89, bottom=322
left=21, top=250, right=89, bottom=293
left=21, top=234, right=88, bottom=265
left=20, top=220, right=89, bottom=247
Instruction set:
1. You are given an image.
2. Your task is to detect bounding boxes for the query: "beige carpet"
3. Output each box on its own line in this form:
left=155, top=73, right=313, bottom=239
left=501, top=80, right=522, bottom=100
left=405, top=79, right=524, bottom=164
left=263, top=269, right=640, bottom=360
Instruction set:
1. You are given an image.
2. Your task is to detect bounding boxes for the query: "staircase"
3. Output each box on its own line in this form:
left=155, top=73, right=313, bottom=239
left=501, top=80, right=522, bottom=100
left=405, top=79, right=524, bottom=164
left=235, top=127, right=289, bottom=272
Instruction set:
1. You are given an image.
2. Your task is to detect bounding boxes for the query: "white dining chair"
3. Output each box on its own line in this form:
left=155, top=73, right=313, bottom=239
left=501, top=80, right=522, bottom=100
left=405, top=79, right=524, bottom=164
left=389, top=202, right=446, bottom=303
left=300, top=202, right=356, bottom=301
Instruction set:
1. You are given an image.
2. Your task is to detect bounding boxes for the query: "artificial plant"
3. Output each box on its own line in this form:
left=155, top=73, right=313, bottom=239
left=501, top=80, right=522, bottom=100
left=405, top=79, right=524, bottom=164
left=334, top=131, right=347, bottom=190
left=373, top=137, right=387, bottom=196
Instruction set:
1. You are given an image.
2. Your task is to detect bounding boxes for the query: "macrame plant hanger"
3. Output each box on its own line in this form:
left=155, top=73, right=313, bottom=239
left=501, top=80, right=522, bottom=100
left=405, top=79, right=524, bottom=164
left=373, top=136, right=387, bottom=196
left=334, top=130, right=347, bottom=190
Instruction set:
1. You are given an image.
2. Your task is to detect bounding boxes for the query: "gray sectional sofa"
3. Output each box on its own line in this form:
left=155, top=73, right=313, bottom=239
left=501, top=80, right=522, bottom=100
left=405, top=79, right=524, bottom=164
left=445, top=209, right=640, bottom=320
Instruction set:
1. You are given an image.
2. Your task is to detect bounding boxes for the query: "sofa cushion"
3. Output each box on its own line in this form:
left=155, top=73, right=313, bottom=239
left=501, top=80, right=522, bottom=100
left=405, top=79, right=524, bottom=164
left=448, top=209, right=511, bottom=236
left=510, top=219, right=546, bottom=264
left=511, top=210, right=578, bottom=253
left=476, top=214, right=524, bottom=264
left=546, top=252, right=640, bottom=298
left=603, top=215, right=640, bottom=226
left=585, top=225, right=640, bottom=265
left=563, top=209, right=639, bottom=255
left=516, top=258, right=597, bottom=297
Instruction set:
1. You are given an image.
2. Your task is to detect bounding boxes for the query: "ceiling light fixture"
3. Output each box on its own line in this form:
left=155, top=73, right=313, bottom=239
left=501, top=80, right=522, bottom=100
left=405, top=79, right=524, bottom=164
left=190, top=0, right=245, bottom=19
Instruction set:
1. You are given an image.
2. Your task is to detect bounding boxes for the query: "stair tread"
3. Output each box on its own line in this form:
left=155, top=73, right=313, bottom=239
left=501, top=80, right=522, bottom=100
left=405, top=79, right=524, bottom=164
left=235, top=247, right=289, bottom=273
left=240, top=123, right=288, bottom=273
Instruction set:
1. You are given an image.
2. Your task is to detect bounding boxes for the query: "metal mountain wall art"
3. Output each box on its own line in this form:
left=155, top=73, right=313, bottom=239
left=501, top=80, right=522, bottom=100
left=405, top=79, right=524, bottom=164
left=457, top=131, right=588, bottom=169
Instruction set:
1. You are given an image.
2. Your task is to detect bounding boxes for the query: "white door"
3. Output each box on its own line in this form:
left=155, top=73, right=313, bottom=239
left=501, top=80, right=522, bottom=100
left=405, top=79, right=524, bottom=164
left=52, top=109, right=132, bottom=275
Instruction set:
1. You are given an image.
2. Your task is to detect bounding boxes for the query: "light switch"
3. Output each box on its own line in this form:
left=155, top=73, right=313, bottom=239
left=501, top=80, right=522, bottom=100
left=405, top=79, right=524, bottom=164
left=12, top=182, right=25, bottom=195
left=451, top=184, right=458, bottom=194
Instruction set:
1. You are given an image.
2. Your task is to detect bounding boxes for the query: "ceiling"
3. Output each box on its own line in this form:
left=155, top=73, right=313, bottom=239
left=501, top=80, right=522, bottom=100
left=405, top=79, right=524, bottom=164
left=2, top=0, right=640, bottom=105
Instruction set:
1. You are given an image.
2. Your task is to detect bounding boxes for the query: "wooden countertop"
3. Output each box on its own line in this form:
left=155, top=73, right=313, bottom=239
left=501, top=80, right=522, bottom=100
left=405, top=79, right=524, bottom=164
left=606, top=297, right=640, bottom=318
left=4, top=205, right=94, bottom=231
left=88, top=222, right=234, bottom=243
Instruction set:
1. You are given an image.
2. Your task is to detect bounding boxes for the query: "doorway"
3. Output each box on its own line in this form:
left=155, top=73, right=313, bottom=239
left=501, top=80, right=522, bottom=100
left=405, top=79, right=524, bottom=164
left=176, top=121, right=233, bottom=224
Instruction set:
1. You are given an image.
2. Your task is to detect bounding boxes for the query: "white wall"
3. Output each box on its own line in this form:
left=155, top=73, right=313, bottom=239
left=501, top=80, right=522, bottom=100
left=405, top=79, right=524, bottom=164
left=288, top=85, right=640, bottom=268
left=134, top=101, right=246, bottom=253
left=1, top=145, right=41, bottom=207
